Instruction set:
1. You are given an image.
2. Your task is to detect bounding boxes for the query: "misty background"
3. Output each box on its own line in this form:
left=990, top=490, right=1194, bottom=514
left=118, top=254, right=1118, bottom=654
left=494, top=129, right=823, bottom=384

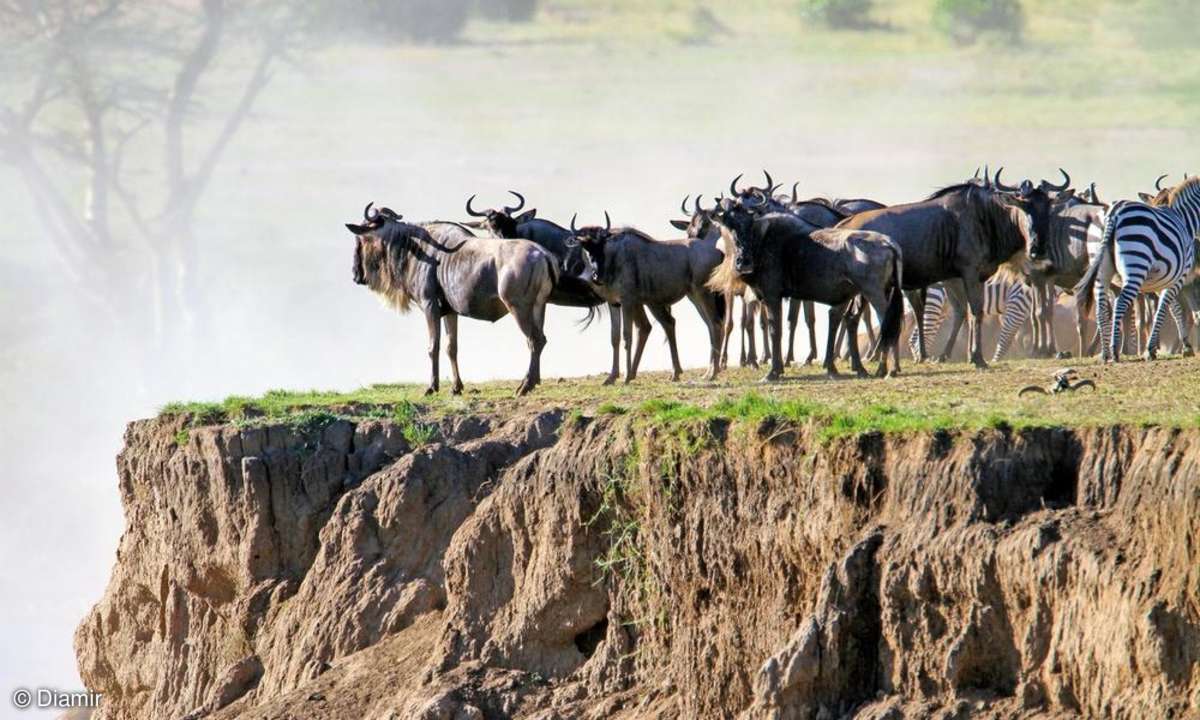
left=1, top=0, right=1196, bottom=714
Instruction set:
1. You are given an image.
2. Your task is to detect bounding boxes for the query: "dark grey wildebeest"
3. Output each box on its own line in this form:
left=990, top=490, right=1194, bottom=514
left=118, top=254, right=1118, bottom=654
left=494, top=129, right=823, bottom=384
left=708, top=199, right=906, bottom=379
left=464, top=191, right=627, bottom=384
left=570, top=213, right=726, bottom=383
left=346, top=204, right=558, bottom=396
left=835, top=178, right=1053, bottom=368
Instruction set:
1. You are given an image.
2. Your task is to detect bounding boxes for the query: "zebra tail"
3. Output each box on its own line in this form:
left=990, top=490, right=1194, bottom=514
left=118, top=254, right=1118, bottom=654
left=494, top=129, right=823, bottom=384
left=1074, top=214, right=1117, bottom=315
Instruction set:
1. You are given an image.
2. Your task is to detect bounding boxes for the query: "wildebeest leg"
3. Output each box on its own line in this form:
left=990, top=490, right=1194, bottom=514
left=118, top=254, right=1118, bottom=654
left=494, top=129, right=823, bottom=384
left=759, top=302, right=771, bottom=365
left=720, top=291, right=735, bottom=369
left=423, top=307, right=441, bottom=395
left=647, top=303, right=684, bottom=381
left=688, top=290, right=724, bottom=381
left=741, top=298, right=756, bottom=368
left=803, top=301, right=818, bottom=365
left=785, top=299, right=800, bottom=366
left=1171, top=293, right=1195, bottom=356
left=626, top=304, right=653, bottom=383
left=861, top=290, right=894, bottom=377
left=762, top=296, right=785, bottom=382
left=938, top=282, right=968, bottom=362
left=443, top=314, right=463, bottom=395
left=843, top=299, right=870, bottom=378
left=1075, top=292, right=1088, bottom=360
left=509, top=305, right=547, bottom=396
left=861, top=304, right=877, bottom=359
left=823, top=303, right=849, bottom=377
left=961, top=275, right=988, bottom=369
left=604, top=303, right=621, bottom=385
left=905, top=289, right=928, bottom=362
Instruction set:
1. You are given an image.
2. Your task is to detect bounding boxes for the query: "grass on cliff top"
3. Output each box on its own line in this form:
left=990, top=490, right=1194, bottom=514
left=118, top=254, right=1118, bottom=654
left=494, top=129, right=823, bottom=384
left=161, top=355, right=1200, bottom=439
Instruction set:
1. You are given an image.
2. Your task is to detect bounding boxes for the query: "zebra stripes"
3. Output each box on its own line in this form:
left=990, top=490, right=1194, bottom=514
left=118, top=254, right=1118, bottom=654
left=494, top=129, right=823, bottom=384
left=1083, top=178, right=1200, bottom=361
left=907, top=278, right=1033, bottom=361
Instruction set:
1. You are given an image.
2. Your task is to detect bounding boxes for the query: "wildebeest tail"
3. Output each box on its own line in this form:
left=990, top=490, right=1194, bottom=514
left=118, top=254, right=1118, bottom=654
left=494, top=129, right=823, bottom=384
left=879, top=241, right=905, bottom=353
left=1073, top=213, right=1115, bottom=315
left=578, top=302, right=607, bottom=330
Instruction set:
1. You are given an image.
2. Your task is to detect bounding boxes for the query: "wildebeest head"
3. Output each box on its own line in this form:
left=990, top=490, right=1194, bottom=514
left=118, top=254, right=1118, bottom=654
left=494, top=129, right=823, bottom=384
left=994, top=167, right=1058, bottom=264
left=567, top=211, right=613, bottom=284
left=1139, top=174, right=1177, bottom=206
left=345, top=202, right=405, bottom=286
left=712, top=196, right=764, bottom=275
left=464, top=191, right=537, bottom=238
left=670, top=194, right=723, bottom=239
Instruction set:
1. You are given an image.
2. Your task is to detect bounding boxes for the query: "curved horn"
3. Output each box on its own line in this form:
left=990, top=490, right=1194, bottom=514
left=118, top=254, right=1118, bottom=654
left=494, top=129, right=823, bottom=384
left=1156, top=174, right=1169, bottom=191
left=983, top=164, right=991, bottom=188
left=1046, top=167, right=1070, bottom=192
left=363, top=202, right=378, bottom=221
left=730, top=173, right=743, bottom=196
left=791, top=181, right=800, bottom=204
left=569, top=213, right=578, bottom=233
left=604, top=211, right=611, bottom=232
left=694, top=194, right=704, bottom=214
left=504, top=190, right=525, bottom=214
left=973, top=166, right=981, bottom=180
left=993, top=167, right=1018, bottom=192
left=681, top=194, right=691, bottom=216
left=465, top=194, right=487, bottom=218
left=762, top=169, right=773, bottom=192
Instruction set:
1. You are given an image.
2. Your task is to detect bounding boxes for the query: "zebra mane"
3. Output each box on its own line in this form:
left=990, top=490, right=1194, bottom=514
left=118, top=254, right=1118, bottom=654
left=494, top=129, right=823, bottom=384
left=1165, top=176, right=1200, bottom=207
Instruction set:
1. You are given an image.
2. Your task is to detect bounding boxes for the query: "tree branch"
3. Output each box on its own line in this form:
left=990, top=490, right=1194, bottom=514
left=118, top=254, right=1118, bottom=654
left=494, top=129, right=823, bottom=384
left=165, top=0, right=224, bottom=199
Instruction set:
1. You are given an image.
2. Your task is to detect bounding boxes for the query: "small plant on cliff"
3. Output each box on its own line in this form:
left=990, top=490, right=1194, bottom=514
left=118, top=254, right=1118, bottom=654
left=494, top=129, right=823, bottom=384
left=393, top=400, right=438, bottom=447
left=173, top=429, right=190, bottom=447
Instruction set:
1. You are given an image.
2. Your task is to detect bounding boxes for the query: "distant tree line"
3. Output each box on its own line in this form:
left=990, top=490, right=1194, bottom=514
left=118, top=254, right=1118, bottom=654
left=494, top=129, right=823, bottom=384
left=323, top=0, right=540, bottom=44
left=799, top=0, right=1024, bottom=43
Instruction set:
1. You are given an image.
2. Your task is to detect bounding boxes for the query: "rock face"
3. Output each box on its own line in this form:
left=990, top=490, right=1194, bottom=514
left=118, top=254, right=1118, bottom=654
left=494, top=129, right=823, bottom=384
left=76, top=411, right=1200, bottom=719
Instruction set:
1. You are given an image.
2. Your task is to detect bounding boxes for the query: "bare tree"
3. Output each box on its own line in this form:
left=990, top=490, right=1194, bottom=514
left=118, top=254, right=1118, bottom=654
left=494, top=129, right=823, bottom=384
left=0, top=0, right=302, bottom=376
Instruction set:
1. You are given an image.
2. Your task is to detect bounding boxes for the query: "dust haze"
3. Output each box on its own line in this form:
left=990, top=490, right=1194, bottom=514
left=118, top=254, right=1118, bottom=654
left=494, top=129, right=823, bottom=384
left=1, top=0, right=1196, bottom=712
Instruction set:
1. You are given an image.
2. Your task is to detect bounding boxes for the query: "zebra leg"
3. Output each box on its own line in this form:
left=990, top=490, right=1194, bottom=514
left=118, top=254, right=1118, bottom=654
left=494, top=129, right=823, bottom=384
left=992, top=290, right=1030, bottom=362
left=1111, top=285, right=1139, bottom=363
left=1145, top=285, right=1182, bottom=360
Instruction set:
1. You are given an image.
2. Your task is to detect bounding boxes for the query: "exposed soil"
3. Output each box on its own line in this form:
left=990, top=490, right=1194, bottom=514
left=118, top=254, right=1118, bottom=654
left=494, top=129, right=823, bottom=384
left=75, top=405, right=1200, bottom=719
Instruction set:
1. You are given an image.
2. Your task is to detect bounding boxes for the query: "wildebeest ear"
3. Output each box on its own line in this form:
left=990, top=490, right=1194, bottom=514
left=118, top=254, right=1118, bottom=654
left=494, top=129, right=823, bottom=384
left=345, top=223, right=371, bottom=235
left=1058, top=189, right=1076, bottom=201
left=1138, top=192, right=1154, bottom=202
left=515, top=209, right=537, bottom=223
left=670, top=219, right=689, bottom=231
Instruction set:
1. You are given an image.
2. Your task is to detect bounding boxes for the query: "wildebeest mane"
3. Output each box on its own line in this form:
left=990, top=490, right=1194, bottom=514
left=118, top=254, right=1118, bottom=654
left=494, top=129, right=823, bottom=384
left=364, top=220, right=446, bottom=314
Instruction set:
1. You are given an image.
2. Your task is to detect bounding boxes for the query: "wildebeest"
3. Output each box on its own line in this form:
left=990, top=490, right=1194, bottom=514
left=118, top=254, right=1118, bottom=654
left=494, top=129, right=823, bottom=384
left=346, top=203, right=557, bottom=396
left=708, top=198, right=905, bottom=379
left=571, top=212, right=726, bottom=383
left=464, top=191, right=627, bottom=384
left=672, top=194, right=771, bottom=369
left=835, top=174, right=1052, bottom=368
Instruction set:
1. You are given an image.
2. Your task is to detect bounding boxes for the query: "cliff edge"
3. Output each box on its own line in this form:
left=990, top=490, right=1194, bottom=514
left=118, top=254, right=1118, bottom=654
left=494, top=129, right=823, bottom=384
left=75, top=404, right=1200, bottom=719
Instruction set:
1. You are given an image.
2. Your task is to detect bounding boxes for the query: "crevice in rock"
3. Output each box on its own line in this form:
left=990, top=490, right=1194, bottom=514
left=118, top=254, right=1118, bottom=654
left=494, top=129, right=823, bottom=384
left=574, top=617, right=608, bottom=660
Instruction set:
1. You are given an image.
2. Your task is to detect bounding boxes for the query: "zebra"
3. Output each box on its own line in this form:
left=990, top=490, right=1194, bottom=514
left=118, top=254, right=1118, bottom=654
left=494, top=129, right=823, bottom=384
left=1077, top=177, right=1200, bottom=361
left=906, top=277, right=1033, bottom=362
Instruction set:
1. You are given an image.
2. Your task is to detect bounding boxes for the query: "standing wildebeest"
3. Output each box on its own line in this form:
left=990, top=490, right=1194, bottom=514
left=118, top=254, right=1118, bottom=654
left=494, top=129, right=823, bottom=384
left=835, top=177, right=1052, bottom=368
left=730, top=172, right=858, bottom=366
left=346, top=203, right=557, bottom=396
left=672, top=193, right=772, bottom=370
left=709, top=198, right=905, bottom=379
left=464, top=191, right=627, bottom=384
left=571, top=213, right=726, bottom=383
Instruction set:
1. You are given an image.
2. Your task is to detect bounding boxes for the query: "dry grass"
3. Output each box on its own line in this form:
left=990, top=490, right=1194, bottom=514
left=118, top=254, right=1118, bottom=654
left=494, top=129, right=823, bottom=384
left=163, top=354, right=1200, bottom=437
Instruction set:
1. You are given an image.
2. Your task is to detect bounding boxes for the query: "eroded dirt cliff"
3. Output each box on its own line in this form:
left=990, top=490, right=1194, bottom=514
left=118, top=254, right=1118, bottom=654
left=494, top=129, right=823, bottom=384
left=76, top=408, right=1200, bottom=719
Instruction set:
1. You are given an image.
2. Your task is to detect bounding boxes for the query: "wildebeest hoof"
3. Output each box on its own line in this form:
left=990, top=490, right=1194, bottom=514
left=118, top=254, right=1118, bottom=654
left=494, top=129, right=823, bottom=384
left=1184, top=346, right=1196, bottom=358
left=515, top=380, right=534, bottom=396
left=1055, top=351, right=1073, bottom=360
left=602, top=374, right=617, bottom=386
left=451, top=383, right=464, bottom=396
left=854, top=369, right=870, bottom=379
left=424, top=386, right=437, bottom=396
left=761, top=372, right=781, bottom=383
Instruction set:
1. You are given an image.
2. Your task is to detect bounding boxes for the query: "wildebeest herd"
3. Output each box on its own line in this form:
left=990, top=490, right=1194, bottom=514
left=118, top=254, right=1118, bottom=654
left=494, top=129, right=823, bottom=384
left=344, top=169, right=1200, bottom=396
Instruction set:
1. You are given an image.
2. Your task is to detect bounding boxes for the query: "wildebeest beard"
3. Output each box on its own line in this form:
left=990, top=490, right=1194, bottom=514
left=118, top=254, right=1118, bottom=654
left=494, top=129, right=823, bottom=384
left=355, top=221, right=457, bottom=314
